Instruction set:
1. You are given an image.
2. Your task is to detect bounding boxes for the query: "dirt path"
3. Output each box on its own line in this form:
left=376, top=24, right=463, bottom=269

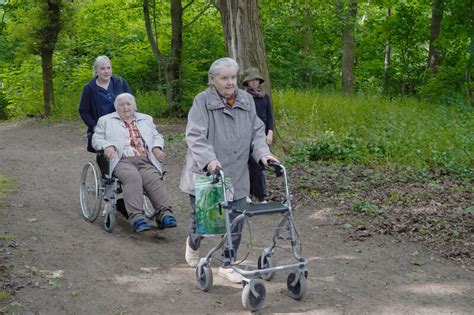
left=0, top=120, right=472, bottom=314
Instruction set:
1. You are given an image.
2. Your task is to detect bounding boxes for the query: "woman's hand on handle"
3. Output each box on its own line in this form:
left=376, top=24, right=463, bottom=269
left=206, top=159, right=222, bottom=172
left=260, top=155, right=279, bottom=166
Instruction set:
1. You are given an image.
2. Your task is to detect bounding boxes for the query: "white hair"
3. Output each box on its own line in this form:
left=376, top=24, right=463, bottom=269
left=208, top=57, right=239, bottom=85
left=114, top=93, right=136, bottom=111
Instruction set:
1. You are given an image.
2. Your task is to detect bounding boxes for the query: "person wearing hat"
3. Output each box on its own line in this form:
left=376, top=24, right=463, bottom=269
left=242, top=67, right=275, bottom=203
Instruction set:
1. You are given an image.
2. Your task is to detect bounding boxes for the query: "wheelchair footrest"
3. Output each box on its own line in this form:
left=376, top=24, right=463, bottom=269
left=233, top=202, right=289, bottom=216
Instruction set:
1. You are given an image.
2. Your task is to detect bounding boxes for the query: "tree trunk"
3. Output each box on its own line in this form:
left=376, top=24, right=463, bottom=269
left=467, top=0, right=473, bottom=106
left=301, top=0, right=312, bottom=87
left=214, top=0, right=271, bottom=98
left=166, top=0, right=183, bottom=116
left=41, top=49, right=54, bottom=117
left=339, top=0, right=358, bottom=94
left=383, top=7, right=392, bottom=94
left=427, top=0, right=443, bottom=74
left=144, top=0, right=183, bottom=116
left=143, top=0, right=164, bottom=64
left=39, top=0, right=61, bottom=117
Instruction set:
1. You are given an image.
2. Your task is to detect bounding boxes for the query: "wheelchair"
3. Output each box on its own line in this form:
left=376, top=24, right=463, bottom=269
left=195, top=163, right=308, bottom=311
left=79, top=153, right=155, bottom=232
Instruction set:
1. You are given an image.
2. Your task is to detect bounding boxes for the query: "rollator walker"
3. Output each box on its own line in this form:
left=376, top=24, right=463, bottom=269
left=195, top=162, right=308, bottom=311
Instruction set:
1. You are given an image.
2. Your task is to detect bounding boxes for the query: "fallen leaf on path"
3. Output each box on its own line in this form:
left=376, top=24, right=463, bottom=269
left=44, top=270, right=64, bottom=278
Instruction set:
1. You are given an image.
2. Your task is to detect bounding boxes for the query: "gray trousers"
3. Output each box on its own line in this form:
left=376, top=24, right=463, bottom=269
left=114, top=156, right=171, bottom=222
left=188, top=195, right=246, bottom=264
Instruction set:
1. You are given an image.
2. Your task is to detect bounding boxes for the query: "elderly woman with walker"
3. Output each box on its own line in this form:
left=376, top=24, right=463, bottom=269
left=180, top=57, right=279, bottom=283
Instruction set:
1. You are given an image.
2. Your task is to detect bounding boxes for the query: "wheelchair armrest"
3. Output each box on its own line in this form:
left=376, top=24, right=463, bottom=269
left=96, top=151, right=110, bottom=177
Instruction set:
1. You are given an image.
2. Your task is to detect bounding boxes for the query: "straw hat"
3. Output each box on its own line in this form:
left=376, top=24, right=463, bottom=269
left=242, top=67, right=264, bottom=86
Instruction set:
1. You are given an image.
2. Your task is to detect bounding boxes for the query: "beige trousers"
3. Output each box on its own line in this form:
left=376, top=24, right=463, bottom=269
left=114, top=156, right=171, bottom=222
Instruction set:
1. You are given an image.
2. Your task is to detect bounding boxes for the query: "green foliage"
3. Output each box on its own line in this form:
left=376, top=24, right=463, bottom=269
left=135, top=90, right=167, bottom=117
left=0, top=0, right=472, bottom=119
left=0, top=291, right=10, bottom=300
left=351, top=201, right=384, bottom=215
left=0, top=172, right=15, bottom=207
left=164, top=132, right=185, bottom=142
left=275, top=90, right=474, bottom=175
left=0, top=57, right=43, bottom=118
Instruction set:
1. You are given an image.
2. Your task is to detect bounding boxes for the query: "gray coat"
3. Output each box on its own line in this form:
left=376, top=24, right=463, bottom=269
left=180, top=86, right=271, bottom=199
left=92, top=112, right=165, bottom=174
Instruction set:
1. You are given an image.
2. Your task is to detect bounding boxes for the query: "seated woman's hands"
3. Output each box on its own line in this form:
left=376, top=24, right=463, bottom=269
left=152, top=147, right=166, bottom=163
left=104, top=146, right=116, bottom=160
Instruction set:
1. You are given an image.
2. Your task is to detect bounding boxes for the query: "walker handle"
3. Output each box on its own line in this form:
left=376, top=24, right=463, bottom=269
left=267, top=160, right=284, bottom=177
left=207, top=166, right=222, bottom=184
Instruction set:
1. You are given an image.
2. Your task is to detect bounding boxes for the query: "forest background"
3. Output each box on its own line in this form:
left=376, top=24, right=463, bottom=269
left=0, top=0, right=472, bottom=266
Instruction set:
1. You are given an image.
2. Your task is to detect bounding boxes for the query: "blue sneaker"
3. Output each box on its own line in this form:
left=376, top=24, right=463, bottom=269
left=132, top=217, right=150, bottom=232
left=156, top=213, right=177, bottom=229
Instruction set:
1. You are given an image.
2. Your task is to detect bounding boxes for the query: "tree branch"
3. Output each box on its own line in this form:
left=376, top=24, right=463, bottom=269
left=143, top=0, right=164, bottom=64
left=183, top=1, right=213, bottom=29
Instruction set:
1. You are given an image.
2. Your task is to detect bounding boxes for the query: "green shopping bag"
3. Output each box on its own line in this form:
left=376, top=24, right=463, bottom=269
left=194, top=174, right=231, bottom=235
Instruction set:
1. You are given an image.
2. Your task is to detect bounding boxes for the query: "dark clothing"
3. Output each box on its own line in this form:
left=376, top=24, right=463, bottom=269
left=249, top=155, right=267, bottom=200
left=248, top=92, right=274, bottom=200
left=97, top=84, right=116, bottom=116
left=78, top=76, right=131, bottom=152
left=253, top=93, right=274, bottom=135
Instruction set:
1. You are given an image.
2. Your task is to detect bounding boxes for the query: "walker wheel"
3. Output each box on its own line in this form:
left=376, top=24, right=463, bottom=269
left=286, top=271, right=308, bottom=300
left=257, top=254, right=275, bottom=281
left=196, top=265, right=213, bottom=291
left=241, top=281, right=266, bottom=311
left=103, top=206, right=115, bottom=233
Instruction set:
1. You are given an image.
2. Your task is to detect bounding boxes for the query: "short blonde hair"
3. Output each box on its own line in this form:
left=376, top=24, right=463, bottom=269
left=114, top=93, right=137, bottom=111
left=92, top=55, right=112, bottom=78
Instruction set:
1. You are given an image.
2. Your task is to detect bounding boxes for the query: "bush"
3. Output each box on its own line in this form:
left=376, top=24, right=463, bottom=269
left=274, top=90, right=474, bottom=175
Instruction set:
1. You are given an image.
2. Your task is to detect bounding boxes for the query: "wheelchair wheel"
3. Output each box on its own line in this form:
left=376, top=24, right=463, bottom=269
left=103, top=204, right=115, bottom=233
left=286, top=271, right=308, bottom=301
left=80, top=161, right=102, bottom=222
left=241, top=280, right=266, bottom=311
left=196, top=264, right=213, bottom=291
left=257, top=253, right=275, bottom=281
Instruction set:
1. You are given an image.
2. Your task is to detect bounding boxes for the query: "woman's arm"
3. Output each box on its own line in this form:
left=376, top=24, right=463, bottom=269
left=78, top=85, right=97, bottom=130
left=185, top=94, right=218, bottom=171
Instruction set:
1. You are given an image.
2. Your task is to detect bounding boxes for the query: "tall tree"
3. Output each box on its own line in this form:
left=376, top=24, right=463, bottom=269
left=337, top=0, right=358, bottom=93
left=8, top=0, right=64, bottom=117
left=468, top=0, right=473, bottom=106
left=144, top=0, right=183, bottom=116
left=301, top=0, right=313, bottom=86
left=212, top=0, right=272, bottom=96
left=37, top=0, right=62, bottom=116
left=427, top=0, right=444, bottom=74
left=383, top=6, right=392, bottom=94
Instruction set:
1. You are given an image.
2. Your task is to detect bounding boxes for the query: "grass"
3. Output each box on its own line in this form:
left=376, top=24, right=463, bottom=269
left=0, top=173, right=15, bottom=310
left=274, top=90, right=473, bottom=176
left=0, top=173, right=15, bottom=207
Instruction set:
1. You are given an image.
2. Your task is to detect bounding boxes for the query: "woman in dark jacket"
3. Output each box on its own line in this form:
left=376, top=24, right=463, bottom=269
left=79, top=55, right=132, bottom=152
left=242, top=67, right=275, bottom=203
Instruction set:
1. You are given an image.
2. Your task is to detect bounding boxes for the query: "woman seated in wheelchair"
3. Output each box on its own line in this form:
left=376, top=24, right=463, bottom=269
left=92, top=92, right=177, bottom=233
